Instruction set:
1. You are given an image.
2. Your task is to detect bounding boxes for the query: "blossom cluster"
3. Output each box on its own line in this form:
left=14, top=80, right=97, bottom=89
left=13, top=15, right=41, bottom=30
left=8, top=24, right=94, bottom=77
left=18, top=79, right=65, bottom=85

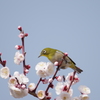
left=14, top=51, right=24, bottom=65
left=0, top=26, right=91, bottom=100
left=8, top=71, right=29, bottom=98
left=55, top=72, right=90, bottom=100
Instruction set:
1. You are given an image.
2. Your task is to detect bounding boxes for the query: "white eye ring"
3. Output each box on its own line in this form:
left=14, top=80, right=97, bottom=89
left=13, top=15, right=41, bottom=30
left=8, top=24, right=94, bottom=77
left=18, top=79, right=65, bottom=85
left=43, top=50, right=46, bottom=53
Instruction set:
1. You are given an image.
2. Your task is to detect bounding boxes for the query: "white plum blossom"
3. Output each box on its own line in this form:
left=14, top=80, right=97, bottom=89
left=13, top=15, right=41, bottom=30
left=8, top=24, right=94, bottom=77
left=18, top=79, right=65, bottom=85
left=0, top=67, right=10, bottom=79
left=11, top=71, right=29, bottom=85
left=36, top=69, right=48, bottom=78
left=9, top=86, right=28, bottom=98
left=37, top=90, right=45, bottom=99
left=55, top=82, right=64, bottom=95
left=56, top=92, right=71, bottom=100
left=35, top=62, right=47, bottom=70
left=28, top=83, right=36, bottom=91
left=66, top=72, right=79, bottom=85
left=46, top=62, right=54, bottom=76
left=8, top=76, right=17, bottom=86
left=18, top=73, right=29, bottom=84
left=9, top=71, right=29, bottom=85
left=8, top=71, right=29, bottom=98
left=79, top=94, right=89, bottom=100
left=78, top=85, right=91, bottom=94
left=68, top=88, right=73, bottom=97
left=55, top=82, right=73, bottom=96
left=35, top=62, right=54, bottom=78
left=14, top=51, right=24, bottom=65
left=14, top=71, right=20, bottom=76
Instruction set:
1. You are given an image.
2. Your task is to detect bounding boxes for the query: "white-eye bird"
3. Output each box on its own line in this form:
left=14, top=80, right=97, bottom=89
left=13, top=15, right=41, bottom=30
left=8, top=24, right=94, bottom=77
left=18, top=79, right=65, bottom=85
left=38, top=48, right=83, bottom=74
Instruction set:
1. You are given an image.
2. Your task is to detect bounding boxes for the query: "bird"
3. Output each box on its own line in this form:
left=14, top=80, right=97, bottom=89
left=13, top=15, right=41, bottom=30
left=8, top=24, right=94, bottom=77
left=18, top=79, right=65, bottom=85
left=38, top=48, right=83, bottom=74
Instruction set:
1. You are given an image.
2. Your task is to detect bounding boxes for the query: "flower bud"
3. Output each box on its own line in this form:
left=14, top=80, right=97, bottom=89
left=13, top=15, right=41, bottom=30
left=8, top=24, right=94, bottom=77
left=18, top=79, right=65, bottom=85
left=18, top=26, right=22, bottom=31
left=24, top=33, right=28, bottom=37
left=54, top=61, right=59, bottom=66
left=48, top=78, right=53, bottom=83
left=18, top=34, right=24, bottom=38
left=0, top=52, right=2, bottom=56
left=15, top=45, right=22, bottom=50
left=2, top=60, right=6, bottom=66
left=21, top=84, right=26, bottom=89
left=24, top=69, right=29, bottom=74
left=64, top=52, right=68, bottom=56
left=25, top=65, right=31, bottom=69
left=56, top=76, right=63, bottom=82
left=41, top=79, right=48, bottom=84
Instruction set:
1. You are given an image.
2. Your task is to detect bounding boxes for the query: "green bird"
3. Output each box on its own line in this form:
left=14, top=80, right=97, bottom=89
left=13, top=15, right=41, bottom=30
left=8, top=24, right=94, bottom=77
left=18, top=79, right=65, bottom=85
left=38, top=48, right=83, bottom=74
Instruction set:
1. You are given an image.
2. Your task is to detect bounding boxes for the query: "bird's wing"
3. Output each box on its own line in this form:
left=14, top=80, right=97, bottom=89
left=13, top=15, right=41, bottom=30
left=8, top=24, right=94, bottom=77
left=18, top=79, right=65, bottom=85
left=55, top=49, right=76, bottom=65
left=67, top=56, right=76, bottom=65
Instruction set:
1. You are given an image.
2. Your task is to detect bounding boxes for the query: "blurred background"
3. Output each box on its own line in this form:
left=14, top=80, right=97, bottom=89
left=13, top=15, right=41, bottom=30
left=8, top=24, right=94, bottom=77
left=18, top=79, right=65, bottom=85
left=0, top=0, right=100, bottom=100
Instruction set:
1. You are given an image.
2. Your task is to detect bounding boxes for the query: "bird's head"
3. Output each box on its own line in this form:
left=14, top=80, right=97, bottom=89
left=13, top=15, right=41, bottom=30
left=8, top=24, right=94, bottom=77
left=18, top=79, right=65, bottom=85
left=38, top=48, right=51, bottom=58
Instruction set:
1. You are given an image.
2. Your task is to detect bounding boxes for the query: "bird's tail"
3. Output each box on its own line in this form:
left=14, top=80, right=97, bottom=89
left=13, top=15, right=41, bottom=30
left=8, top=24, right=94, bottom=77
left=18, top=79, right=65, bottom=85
left=75, top=66, right=83, bottom=74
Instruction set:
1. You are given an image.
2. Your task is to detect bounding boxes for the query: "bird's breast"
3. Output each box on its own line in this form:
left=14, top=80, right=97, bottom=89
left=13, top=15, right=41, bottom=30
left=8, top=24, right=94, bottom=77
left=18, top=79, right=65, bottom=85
left=50, top=51, right=71, bottom=69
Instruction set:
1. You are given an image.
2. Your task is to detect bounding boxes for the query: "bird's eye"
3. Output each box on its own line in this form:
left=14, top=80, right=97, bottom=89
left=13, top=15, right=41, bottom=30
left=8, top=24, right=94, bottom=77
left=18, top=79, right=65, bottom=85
left=43, top=50, right=46, bottom=54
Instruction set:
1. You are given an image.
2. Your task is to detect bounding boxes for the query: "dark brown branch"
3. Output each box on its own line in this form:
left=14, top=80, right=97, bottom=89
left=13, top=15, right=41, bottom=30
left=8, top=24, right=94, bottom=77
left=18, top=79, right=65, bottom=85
left=33, top=78, right=42, bottom=92
left=45, top=55, right=66, bottom=95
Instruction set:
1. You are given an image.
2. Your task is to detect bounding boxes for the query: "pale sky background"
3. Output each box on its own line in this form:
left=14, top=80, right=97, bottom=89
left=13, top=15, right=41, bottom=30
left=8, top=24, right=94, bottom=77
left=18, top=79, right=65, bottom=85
left=0, top=0, right=100, bottom=100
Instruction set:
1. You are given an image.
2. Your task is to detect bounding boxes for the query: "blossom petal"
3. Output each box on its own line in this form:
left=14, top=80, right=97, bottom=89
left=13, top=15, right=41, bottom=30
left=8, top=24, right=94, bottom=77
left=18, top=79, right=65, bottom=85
left=0, top=67, right=10, bottom=79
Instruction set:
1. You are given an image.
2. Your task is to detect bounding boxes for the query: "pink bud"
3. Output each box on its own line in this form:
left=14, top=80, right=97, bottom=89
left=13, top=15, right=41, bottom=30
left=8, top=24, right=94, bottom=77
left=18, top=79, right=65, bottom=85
left=49, top=83, right=54, bottom=88
left=18, top=34, right=24, bottom=38
left=25, top=65, right=31, bottom=69
left=24, top=69, right=29, bottom=74
left=3, top=60, right=6, bottom=66
left=21, top=84, right=26, bottom=89
left=18, top=26, right=22, bottom=31
left=16, top=84, right=21, bottom=88
left=0, top=52, right=2, bottom=56
left=74, top=78, right=80, bottom=83
left=56, top=76, right=63, bottom=82
left=48, top=78, right=53, bottom=83
left=15, top=45, right=22, bottom=50
left=46, top=97, right=51, bottom=99
left=46, top=92, right=52, bottom=99
left=41, top=79, right=48, bottom=84
left=54, top=61, right=59, bottom=66
left=24, top=33, right=28, bottom=37
left=63, top=85, right=67, bottom=91
left=64, top=52, right=68, bottom=56
left=69, top=76, right=73, bottom=81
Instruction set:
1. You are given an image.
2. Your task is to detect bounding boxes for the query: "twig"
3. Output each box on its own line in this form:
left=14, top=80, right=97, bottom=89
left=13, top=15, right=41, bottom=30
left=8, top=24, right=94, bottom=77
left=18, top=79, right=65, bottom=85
left=21, top=37, right=26, bottom=75
left=33, top=78, right=42, bottom=92
left=45, top=55, right=66, bottom=95
left=67, top=71, right=76, bottom=92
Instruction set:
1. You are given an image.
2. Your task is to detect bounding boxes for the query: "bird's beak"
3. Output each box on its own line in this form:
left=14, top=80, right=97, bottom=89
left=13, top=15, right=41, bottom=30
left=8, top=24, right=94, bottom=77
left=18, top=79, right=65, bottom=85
left=38, top=55, right=41, bottom=58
